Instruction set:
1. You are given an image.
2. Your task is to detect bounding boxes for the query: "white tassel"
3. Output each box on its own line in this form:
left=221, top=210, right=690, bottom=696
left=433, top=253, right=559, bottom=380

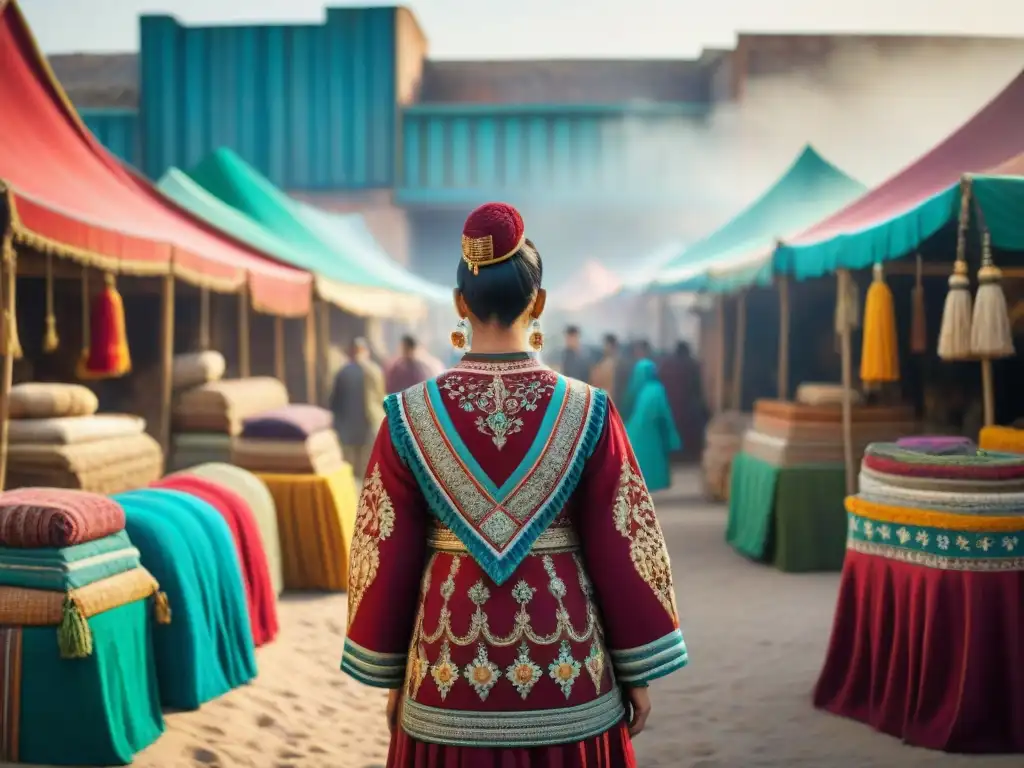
left=970, top=231, right=1014, bottom=359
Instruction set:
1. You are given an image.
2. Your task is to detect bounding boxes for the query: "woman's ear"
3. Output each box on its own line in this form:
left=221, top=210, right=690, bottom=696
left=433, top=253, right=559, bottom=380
left=453, top=289, right=469, bottom=319
left=531, top=289, right=547, bottom=319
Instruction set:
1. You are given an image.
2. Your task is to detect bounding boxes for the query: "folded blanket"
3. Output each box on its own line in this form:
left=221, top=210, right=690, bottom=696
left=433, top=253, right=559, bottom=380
left=858, top=471, right=1024, bottom=515
left=895, top=436, right=976, bottom=454
left=172, top=350, right=226, bottom=391
left=0, top=530, right=140, bottom=591
left=242, top=405, right=333, bottom=441
left=795, top=383, right=863, bottom=407
left=7, top=414, right=145, bottom=446
left=863, top=443, right=1024, bottom=481
left=860, top=465, right=1024, bottom=494
left=752, top=413, right=915, bottom=443
left=9, top=382, right=98, bottom=420
left=4, top=453, right=164, bottom=497
left=174, top=377, right=289, bottom=435
left=741, top=430, right=853, bottom=467
left=978, top=425, right=1024, bottom=454
left=754, top=399, right=915, bottom=424
left=0, top=489, right=125, bottom=548
left=233, top=429, right=343, bottom=474
left=7, top=433, right=163, bottom=474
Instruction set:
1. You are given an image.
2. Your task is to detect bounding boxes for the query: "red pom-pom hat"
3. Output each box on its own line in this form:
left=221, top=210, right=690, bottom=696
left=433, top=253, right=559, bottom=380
left=461, top=202, right=526, bottom=275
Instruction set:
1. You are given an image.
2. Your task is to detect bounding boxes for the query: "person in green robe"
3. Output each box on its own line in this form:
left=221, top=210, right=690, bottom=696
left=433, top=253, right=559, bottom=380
left=624, top=358, right=682, bottom=492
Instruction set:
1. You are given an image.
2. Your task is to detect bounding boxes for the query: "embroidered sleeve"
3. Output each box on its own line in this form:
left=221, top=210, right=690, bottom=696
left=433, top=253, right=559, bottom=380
left=341, top=416, right=428, bottom=689
left=578, top=400, right=688, bottom=687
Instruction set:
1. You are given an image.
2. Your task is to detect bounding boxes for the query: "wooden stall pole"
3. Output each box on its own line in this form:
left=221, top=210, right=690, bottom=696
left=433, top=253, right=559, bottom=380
left=981, top=360, right=996, bottom=427
left=317, top=300, right=330, bottom=405
left=198, top=285, right=210, bottom=351
left=730, top=291, right=747, bottom=410
left=159, top=275, right=175, bottom=456
left=304, top=308, right=317, bottom=405
left=777, top=275, right=790, bottom=400
left=238, top=284, right=251, bottom=378
left=0, top=248, right=17, bottom=490
left=837, top=269, right=856, bottom=496
left=274, top=316, right=285, bottom=382
left=714, top=296, right=727, bottom=414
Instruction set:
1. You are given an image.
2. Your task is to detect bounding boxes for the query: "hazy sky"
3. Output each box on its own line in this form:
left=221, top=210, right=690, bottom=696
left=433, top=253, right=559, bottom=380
left=22, top=0, right=1024, bottom=58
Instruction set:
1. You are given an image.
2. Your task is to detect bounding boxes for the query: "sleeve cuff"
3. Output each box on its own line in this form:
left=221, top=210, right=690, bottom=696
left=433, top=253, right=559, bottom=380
left=610, top=628, right=689, bottom=686
left=340, top=637, right=407, bottom=689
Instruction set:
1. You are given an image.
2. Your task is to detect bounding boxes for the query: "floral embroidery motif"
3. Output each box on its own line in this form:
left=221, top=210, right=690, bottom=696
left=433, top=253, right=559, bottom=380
left=430, top=640, right=460, bottom=700
left=585, top=643, right=605, bottom=695
left=464, top=643, right=502, bottom=700
left=438, top=372, right=556, bottom=449
left=511, top=580, right=536, bottom=605
left=506, top=642, right=543, bottom=699
left=612, top=460, right=678, bottom=619
left=347, top=463, right=396, bottom=625
left=543, top=555, right=567, bottom=599
left=468, top=580, right=491, bottom=606
left=548, top=640, right=582, bottom=699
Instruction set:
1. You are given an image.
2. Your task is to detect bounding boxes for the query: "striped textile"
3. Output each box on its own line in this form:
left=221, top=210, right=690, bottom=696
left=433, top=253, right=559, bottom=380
left=752, top=414, right=916, bottom=443
left=754, top=399, right=914, bottom=424
left=857, top=472, right=1024, bottom=516
left=860, top=466, right=1024, bottom=494
left=0, top=566, right=159, bottom=626
left=0, top=627, right=22, bottom=762
left=863, top=443, right=1024, bottom=481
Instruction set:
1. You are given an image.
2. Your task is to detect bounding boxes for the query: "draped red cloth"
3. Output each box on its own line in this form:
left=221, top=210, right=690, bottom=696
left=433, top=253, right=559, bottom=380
left=388, top=721, right=636, bottom=768
left=154, top=475, right=279, bottom=647
left=813, top=549, right=1024, bottom=752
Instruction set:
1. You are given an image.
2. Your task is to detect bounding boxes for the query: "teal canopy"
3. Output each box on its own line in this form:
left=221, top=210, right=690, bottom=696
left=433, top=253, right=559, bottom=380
left=649, top=145, right=866, bottom=293
left=773, top=173, right=1024, bottom=279
left=182, top=148, right=444, bottom=318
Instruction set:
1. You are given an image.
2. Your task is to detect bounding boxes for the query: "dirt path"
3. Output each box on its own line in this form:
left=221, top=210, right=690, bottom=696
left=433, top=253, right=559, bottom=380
left=134, top=469, right=1019, bottom=767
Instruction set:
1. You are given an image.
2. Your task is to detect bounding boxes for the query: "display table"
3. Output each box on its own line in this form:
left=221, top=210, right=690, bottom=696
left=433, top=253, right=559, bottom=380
left=257, top=464, right=359, bottom=591
left=726, top=452, right=848, bottom=572
left=815, top=496, right=1024, bottom=752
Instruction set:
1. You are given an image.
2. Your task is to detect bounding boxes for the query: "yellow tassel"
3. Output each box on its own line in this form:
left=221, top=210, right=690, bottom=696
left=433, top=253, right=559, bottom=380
left=938, top=179, right=975, bottom=361
left=970, top=231, right=1015, bottom=359
left=3, top=256, right=22, bottom=361
left=910, top=254, right=927, bottom=355
left=57, top=597, right=93, bottom=659
left=860, top=263, right=899, bottom=384
left=153, top=591, right=172, bottom=624
left=43, top=252, right=59, bottom=352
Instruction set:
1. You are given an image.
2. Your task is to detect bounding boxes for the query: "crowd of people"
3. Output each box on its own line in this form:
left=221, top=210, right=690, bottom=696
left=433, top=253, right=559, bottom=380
left=327, top=323, right=708, bottom=493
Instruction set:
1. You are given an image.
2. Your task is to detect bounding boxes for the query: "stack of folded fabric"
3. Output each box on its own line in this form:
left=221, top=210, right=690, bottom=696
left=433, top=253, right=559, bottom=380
left=231, top=405, right=344, bottom=475
left=0, top=488, right=167, bottom=765
left=740, top=396, right=916, bottom=467
left=701, top=410, right=751, bottom=501
left=978, top=424, right=1024, bottom=454
left=815, top=441, right=1024, bottom=752
left=5, top=383, right=163, bottom=494
left=171, top=366, right=289, bottom=471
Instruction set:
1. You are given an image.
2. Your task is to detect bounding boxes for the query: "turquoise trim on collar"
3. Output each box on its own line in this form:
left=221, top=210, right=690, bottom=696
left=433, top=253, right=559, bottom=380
left=385, top=383, right=608, bottom=585
left=425, top=375, right=568, bottom=499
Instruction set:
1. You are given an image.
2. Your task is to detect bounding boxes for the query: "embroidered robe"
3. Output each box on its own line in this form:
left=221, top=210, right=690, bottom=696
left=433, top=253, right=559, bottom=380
left=341, top=354, right=689, bottom=750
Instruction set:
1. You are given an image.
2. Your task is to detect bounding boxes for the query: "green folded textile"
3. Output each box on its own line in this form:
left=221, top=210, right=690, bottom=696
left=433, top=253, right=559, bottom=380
left=0, top=531, right=141, bottom=591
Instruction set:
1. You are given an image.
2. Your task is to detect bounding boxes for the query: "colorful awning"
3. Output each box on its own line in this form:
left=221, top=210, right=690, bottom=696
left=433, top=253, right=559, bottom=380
left=0, top=0, right=311, bottom=316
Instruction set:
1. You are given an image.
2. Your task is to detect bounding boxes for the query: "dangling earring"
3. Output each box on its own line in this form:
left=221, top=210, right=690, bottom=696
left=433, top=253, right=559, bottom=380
left=528, top=319, right=544, bottom=351
left=451, top=318, right=471, bottom=351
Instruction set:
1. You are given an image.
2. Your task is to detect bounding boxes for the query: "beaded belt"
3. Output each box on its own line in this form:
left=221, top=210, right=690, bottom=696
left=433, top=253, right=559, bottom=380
left=427, top=524, right=580, bottom=553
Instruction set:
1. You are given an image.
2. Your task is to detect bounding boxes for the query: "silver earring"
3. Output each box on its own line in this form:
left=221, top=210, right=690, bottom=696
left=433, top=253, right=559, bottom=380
left=451, top=318, right=472, bottom=351
left=528, top=319, right=544, bottom=351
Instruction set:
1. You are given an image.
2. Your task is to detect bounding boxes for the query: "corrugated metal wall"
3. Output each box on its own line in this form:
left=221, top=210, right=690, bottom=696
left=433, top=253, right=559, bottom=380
left=80, top=108, right=140, bottom=167
left=139, top=7, right=399, bottom=189
left=396, top=104, right=709, bottom=207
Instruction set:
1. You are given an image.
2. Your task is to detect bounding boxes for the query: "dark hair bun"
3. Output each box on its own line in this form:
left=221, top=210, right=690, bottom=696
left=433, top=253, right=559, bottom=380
left=456, top=239, right=543, bottom=328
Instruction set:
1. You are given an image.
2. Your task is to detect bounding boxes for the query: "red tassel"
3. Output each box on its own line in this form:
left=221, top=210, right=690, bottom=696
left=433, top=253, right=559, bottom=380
left=78, top=273, right=131, bottom=379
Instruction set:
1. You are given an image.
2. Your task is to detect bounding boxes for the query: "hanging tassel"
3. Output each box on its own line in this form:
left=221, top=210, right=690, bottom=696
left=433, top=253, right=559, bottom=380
left=938, top=179, right=974, bottom=361
left=970, top=204, right=1015, bottom=359
left=910, top=254, right=927, bottom=355
left=43, top=252, right=59, bottom=352
left=153, top=591, right=172, bottom=625
left=2, top=253, right=23, bottom=361
left=78, top=272, right=131, bottom=380
left=860, top=262, right=900, bottom=385
left=57, top=597, right=93, bottom=659
left=77, top=268, right=92, bottom=375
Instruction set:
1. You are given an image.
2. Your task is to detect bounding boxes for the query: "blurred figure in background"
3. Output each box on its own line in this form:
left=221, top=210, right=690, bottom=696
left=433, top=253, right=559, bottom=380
left=658, top=341, right=707, bottom=462
left=328, top=337, right=385, bottom=478
left=590, top=333, right=621, bottom=400
left=620, top=339, right=654, bottom=421
left=625, top=358, right=682, bottom=492
left=385, top=335, right=433, bottom=393
left=560, top=325, right=592, bottom=381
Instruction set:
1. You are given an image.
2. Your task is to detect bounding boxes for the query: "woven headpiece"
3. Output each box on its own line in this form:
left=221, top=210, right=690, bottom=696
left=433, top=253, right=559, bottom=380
left=461, top=202, right=526, bottom=275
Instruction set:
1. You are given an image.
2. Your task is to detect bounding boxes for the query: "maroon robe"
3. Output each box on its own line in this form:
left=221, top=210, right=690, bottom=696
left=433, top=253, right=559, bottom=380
left=341, top=352, right=688, bottom=765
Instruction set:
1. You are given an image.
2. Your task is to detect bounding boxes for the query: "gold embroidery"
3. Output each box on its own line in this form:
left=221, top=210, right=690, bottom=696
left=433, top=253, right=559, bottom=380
left=548, top=640, right=582, bottom=699
left=506, top=642, right=543, bottom=699
left=438, top=372, right=557, bottom=450
left=430, top=640, right=460, bottom=700
left=585, top=642, right=605, bottom=695
left=347, top=463, right=396, bottom=626
left=613, top=460, right=678, bottom=620
left=428, top=522, right=579, bottom=553
left=463, top=642, right=501, bottom=700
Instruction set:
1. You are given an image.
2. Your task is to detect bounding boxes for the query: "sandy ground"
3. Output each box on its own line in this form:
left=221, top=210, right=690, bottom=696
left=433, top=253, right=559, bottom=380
left=130, top=468, right=1022, bottom=768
